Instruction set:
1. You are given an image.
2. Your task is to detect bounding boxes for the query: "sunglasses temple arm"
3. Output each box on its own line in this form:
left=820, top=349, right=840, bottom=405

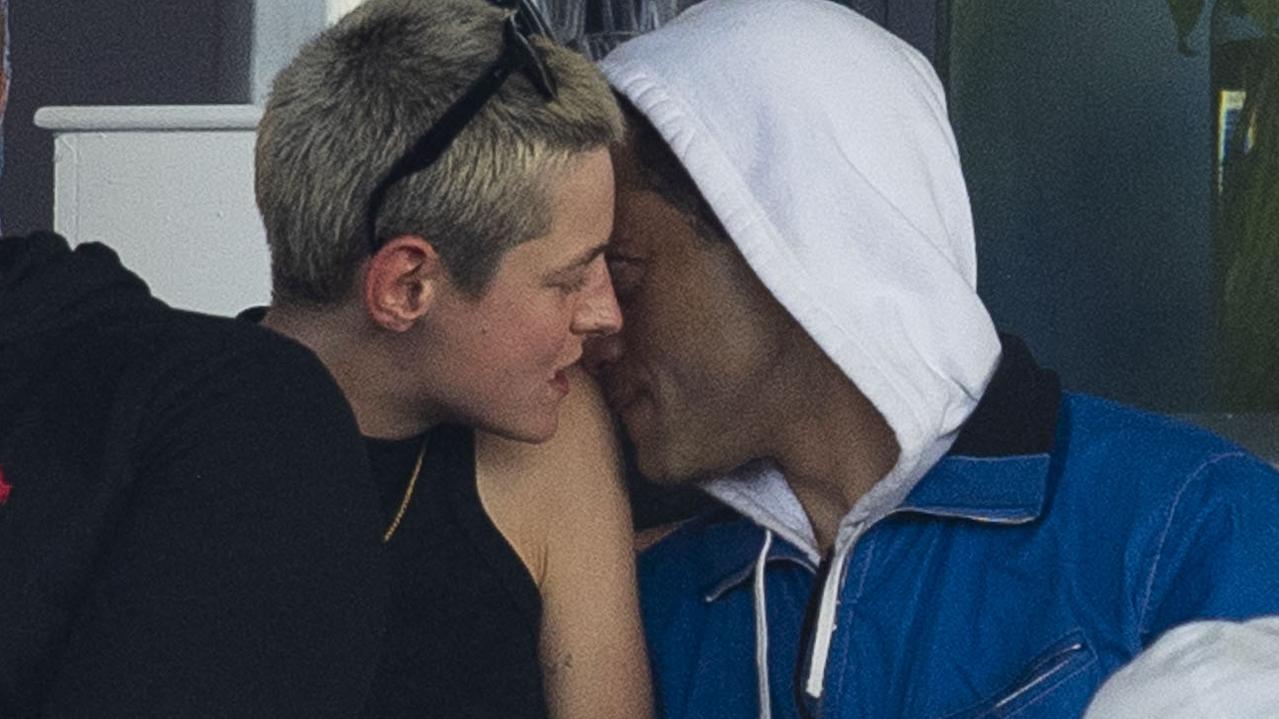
left=365, top=47, right=520, bottom=251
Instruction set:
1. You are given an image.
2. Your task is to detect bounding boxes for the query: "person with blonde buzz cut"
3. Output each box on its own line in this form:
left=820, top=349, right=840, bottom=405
left=253, top=0, right=651, bottom=716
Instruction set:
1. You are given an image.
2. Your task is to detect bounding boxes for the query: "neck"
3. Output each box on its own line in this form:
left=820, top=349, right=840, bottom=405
left=763, top=343, right=899, bottom=553
left=262, top=303, right=443, bottom=440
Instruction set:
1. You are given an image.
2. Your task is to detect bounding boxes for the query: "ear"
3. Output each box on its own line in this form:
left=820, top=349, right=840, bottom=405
left=363, top=235, right=446, bottom=332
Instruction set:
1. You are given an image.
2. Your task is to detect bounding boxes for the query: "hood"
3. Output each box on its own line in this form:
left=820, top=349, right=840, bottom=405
left=1084, top=618, right=1279, bottom=719
left=0, top=232, right=156, bottom=348
left=601, top=0, right=1001, bottom=556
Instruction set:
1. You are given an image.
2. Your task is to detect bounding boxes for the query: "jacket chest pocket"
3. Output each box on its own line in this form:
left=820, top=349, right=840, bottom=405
left=940, top=630, right=1099, bottom=719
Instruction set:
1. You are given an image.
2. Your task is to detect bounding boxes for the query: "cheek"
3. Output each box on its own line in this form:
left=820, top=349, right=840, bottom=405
left=495, top=297, right=576, bottom=364
left=649, top=279, right=749, bottom=381
left=625, top=296, right=720, bottom=409
left=656, top=321, right=776, bottom=434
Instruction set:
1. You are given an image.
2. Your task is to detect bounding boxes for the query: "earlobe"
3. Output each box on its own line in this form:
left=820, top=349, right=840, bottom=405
left=364, top=236, right=443, bottom=332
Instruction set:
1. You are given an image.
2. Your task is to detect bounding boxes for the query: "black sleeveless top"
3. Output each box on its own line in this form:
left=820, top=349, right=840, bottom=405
left=361, top=424, right=548, bottom=718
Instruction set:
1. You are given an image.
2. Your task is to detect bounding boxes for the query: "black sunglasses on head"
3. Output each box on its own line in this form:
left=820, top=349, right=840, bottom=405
left=364, top=0, right=560, bottom=254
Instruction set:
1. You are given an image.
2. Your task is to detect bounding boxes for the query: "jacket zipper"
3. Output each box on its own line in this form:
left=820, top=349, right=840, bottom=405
left=793, top=508, right=1040, bottom=719
left=796, top=520, right=867, bottom=719
left=794, top=554, right=831, bottom=719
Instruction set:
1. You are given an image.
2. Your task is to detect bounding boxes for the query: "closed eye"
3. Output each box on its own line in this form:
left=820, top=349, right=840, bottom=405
left=552, top=272, right=590, bottom=295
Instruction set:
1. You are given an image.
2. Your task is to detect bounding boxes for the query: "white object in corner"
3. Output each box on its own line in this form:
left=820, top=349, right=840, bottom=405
left=35, top=105, right=269, bottom=317
left=327, top=0, right=367, bottom=23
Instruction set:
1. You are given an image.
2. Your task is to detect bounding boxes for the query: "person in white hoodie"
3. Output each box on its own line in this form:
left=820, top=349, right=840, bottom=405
left=583, top=0, right=1279, bottom=717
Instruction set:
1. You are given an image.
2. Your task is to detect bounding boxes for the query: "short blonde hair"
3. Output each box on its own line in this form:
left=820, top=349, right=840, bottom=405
left=256, top=0, right=623, bottom=306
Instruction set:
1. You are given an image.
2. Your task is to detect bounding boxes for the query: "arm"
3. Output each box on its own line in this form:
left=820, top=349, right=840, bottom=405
left=45, top=339, right=385, bottom=718
left=476, top=366, right=654, bottom=719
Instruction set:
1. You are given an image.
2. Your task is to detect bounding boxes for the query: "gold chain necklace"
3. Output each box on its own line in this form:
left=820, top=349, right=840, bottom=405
left=382, top=437, right=428, bottom=543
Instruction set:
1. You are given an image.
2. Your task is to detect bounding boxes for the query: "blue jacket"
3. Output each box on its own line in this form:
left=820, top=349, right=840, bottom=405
left=639, top=348, right=1279, bottom=718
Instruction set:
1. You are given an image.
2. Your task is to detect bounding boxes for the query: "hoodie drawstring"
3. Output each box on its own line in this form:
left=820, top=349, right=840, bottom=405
left=754, top=529, right=774, bottom=719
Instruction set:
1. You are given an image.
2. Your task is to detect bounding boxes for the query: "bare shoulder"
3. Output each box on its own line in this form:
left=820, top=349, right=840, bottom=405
left=476, top=366, right=620, bottom=490
left=474, top=366, right=629, bottom=585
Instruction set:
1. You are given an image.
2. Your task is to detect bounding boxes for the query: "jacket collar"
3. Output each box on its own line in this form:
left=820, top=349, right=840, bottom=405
left=899, top=334, right=1060, bottom=523
left=698, top=334, right=1062, bottom=600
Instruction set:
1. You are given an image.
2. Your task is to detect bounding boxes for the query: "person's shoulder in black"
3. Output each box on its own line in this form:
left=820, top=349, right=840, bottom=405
left=0, top=233, right=385, bottom=718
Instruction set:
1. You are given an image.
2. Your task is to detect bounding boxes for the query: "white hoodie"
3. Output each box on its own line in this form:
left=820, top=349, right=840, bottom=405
left=600, top=0, right=1001, bottom=706
left=1084, top=618, right=1279, bottom=719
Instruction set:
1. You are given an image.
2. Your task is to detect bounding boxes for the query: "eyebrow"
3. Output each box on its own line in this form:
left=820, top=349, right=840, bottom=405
left=556, top=242, right=609, bottom=273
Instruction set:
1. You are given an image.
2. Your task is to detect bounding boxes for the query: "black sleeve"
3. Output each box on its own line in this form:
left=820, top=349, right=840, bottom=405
left=44, top=335, right=385, bottom=718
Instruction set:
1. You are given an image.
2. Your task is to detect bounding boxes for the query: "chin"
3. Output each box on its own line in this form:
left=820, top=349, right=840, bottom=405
left=636, top=429, right=750, bottom=487
left=484, top=410, right=559, bottom=445
left=633, top=442, right=703, bottom=486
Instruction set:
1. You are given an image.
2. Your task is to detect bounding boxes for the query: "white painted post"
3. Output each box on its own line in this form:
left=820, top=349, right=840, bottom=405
left=35, top=105, right=270, bottom=316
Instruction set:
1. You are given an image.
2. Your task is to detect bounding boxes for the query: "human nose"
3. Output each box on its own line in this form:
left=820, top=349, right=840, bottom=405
left=571, top=258, right=622, bottom=338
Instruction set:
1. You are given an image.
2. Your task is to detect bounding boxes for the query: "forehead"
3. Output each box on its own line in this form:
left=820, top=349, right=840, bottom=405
left=495, top=149, right=615, bottom=271
left=611, top=138, right=647, bottom=190
left=612, top=187, right=694, bottom=249
left=610, top=146, right=697, bottom=250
